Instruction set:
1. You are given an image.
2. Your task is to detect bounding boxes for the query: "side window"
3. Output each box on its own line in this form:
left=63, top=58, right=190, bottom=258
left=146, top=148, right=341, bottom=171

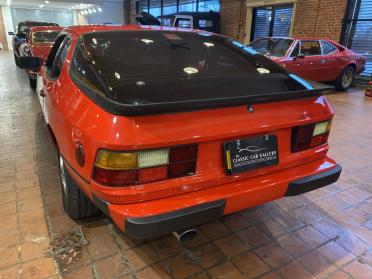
left=50, top=37, right=71, bottom=79
left=321, top=41, right=337, bottom=55
left=290, top=42, right=300, bottom=57
left=300, top=41, right=321, bottom=56
left=174, top=18, right=192, bottom=28
left=199, top=20, right=213, bottom=28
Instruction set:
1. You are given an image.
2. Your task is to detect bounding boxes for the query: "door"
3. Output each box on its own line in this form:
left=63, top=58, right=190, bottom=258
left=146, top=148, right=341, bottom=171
left=286, top=40, right=324, bottom=81
left=251, top=5, right=293, bottom=41
left=319, top=40, right=340, bottom=81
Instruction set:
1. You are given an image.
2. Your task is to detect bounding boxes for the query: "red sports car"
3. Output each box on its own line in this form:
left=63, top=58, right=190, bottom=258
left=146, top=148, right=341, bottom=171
left=248, top=37, right=366, bottom=91
left=18, top=25, right=341, bottom=241
left=19, top=26, right=63, bottom=88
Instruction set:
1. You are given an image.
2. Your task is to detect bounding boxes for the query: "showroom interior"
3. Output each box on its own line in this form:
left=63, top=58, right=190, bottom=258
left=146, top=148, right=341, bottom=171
left=0, top=0, right=371, bottom=278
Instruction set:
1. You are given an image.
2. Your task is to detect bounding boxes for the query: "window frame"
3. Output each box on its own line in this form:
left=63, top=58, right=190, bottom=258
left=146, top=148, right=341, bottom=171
left=46, top=33, right=72, bottom=80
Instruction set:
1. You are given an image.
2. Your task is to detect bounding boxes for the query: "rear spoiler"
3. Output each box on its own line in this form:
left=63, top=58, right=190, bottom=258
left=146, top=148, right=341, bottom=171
left=70, top=70, right=334, bottom=116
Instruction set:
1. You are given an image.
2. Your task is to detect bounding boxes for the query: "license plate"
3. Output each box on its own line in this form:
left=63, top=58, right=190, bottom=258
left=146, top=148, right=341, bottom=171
left=223, top=135, right=279, bottom=174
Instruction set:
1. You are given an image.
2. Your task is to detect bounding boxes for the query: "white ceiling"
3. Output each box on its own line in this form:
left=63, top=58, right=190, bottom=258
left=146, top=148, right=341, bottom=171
left=0, top=0, right=123, bottom=10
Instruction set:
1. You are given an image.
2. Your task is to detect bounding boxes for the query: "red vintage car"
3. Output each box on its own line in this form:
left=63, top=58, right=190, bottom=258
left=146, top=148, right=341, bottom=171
left=18, top=26, right=63, bottom=88
left=19, top=25, right=341, bottom=241
left=248, top=37, right=366, bottom=91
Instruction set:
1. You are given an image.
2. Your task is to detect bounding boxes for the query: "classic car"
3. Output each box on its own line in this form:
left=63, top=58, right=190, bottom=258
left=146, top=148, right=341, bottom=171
left=8, top=20, right=59, bottom=67
left=248, top=37, right=367, bottom=91
left=19, top=26, right=63, bottom=88
left=19, top=25, right=341, bottom=241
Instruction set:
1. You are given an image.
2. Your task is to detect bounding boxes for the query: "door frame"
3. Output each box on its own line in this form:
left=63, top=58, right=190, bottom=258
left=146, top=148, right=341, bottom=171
left=244, top=0, right=297, bottom=44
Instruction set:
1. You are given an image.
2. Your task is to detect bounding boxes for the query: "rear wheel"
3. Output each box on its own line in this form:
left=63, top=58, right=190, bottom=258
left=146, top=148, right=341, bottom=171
left=335, top=66, right=355, bottom=91
left=29, top=77, right=36, bottom=89
left=58, top=154, right=98, bottom=219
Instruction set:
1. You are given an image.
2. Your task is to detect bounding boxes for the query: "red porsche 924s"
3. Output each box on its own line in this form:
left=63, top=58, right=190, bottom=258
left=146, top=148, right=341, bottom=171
left=248, top=37, right=366, bottom=91
left=19, top=25, right=341, bottom=241
left=18, top=26, right=63, bottom=88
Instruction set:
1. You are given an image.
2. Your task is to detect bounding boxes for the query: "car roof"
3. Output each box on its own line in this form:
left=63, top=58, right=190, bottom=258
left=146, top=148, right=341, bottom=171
left=29, top=26, right=64, bottom=32
left=65, top=24, right=204, bottom=36
left=255, top=36, right=335, bottom=42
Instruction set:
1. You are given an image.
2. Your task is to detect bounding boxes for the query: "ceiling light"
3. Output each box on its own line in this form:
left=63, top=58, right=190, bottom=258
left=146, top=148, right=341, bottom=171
left=45, top=0, right=50, bottom=3
left=141, top=39, right=154, bottom=44
left=98, top=7, right=102, bottom=12
left=183, top=67, right=198, bottom=75
left=88, top=9, right=92, bottom=14
left=39, top=4, right=45, bottom=8
left=92, top=8, right=97, bottom=13
left=203, top=42, right=214, bottom=47
left=114, top=72, right=121, bottom=79
left=256, top=67, right=270, bottom=74
left=6, top=0, right=11, bottom=6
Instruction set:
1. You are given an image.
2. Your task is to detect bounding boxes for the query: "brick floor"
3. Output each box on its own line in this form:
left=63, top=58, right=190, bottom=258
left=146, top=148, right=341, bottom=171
left=0, top=51, right=371, bottom=279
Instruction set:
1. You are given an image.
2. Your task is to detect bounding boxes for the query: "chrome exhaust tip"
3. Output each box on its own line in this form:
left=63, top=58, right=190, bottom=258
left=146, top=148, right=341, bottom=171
left=173, top=228, right=198, bottom=243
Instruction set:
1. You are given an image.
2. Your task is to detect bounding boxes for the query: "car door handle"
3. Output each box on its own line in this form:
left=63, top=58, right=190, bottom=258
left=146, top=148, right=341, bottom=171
left=40, top=89, right=46, bottom=97
left=320, top=59, right=326, bottom=64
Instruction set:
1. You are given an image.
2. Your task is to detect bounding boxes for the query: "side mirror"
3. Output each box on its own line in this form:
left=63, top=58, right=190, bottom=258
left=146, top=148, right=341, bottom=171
left=294, top=54, right=305, bottom=60
left=18, top=56, right=42, bottom=69
left=8, top=31, right=14, bottom=36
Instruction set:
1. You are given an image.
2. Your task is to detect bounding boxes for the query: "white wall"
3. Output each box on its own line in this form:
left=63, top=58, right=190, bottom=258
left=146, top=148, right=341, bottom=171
left=85, top=2, right=124, bottom=25
left=1, top=6, right=14, bottom=50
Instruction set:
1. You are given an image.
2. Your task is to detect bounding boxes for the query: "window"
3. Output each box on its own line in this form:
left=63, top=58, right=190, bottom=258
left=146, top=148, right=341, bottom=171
left=162, top=0, right=177, bottom=16
left=198, top=0, right=221, bottom=12
left=340, top=0, right=372, bottom=76
left=321, top=41, right=337, bottom=55
left=174, top=18, right=192, bottom=28
left=70, top=31, right=309, bottom=109
left=199, top=19, right=213, bottom=28
left=249, top=38, right=293, bottom=57
left=251, top=5, right=293, bottom=40
left=290, top=42, right=300, bottom=57
left=178, top=0, right=197, bottom=12
left=49, top=36, right=71, bottom=79
left=149, top=0, right=161, bottom=17
left=32, top=31, right=60, bottom=44
left=300, top=41, right=321, bottom=56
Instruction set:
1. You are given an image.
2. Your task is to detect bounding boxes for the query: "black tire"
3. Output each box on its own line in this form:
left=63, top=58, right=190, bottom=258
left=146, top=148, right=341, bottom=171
left=14, top=53, right=20, bottom=67
left=58, top=155, right=98, bottom=219
left=29, top=77, right=36, bottom=89
left=335, top=66, right=355, bottom=91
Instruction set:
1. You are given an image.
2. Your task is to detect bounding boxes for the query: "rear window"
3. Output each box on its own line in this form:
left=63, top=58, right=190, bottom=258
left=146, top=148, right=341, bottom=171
left=70, top=30, right=311, bottom=109
left=249, top=38, right=293, bottom=57
left=32, top=31, right=60, bottom=44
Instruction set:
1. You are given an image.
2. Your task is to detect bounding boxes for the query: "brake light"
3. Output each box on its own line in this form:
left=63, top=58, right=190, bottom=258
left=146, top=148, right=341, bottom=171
left=93, top=145, right=198, bottom=187
left=292, top=121, right=331, bottom=152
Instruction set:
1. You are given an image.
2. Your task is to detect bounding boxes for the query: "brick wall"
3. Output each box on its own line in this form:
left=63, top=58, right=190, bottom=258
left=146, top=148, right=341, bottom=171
left=220, top=0, right=246, bottom=41
left=292, top=0, right=347, bottom=41
left=0, top=8, right=8, bottom=50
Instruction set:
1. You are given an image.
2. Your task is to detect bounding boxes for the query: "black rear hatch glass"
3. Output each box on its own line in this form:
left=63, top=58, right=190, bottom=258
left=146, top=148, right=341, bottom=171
left=70, top=30, right=332, bottom=115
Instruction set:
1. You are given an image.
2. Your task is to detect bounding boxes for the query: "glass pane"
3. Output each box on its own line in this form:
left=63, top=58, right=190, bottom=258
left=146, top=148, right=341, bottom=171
left=300, top=41, right=321, bottom=56
left=162, top=0, right=177, bottom=16
left=249, top=38, right=293, bottom=57
left=350, top=20, right=372, bottom=75
left=198, top=0, right=221, bottom=12
left=253, top=8, right=271, bottom=40
left=272, top=7, right=293, bottom=37
left=179, top=0, right=197, bottom=12
left=138, top=0, right=148, bottom=13
left=149, top=0, right=161, bottom=17
left=358, top=0, right=372, bottom=19
left=72, top=31, right=308, bottom=107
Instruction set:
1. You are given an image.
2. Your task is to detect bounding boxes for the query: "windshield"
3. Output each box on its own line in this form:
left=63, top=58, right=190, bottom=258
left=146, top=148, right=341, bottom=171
left=32, top=31, right=60, bottom=44
left=249, top=38, right=293, bottom=57
left=70, top=30, right=309, bottom=107
left=18, top=22, right=58, bottom=34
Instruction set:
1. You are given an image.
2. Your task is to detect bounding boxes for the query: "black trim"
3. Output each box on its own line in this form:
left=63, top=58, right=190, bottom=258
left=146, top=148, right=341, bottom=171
left=125, top=199, right=226, bottom=239
left=92, top=194, right=109, bottom=216
left=285, top=164, right=342, bottom=196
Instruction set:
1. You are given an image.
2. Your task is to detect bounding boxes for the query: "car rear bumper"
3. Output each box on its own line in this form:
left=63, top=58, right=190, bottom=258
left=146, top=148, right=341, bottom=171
left=88, top=157, right=341, bottom=239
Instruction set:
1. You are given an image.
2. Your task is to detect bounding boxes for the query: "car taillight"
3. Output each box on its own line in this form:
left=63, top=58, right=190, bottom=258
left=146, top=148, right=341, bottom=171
left=92, top=145, right=198, bottom=187
left=291, top=121, right=331, bottom=152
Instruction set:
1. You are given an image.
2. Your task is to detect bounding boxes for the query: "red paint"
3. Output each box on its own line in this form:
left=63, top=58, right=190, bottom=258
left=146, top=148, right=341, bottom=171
left=38, top=25, right=339, bottom=233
